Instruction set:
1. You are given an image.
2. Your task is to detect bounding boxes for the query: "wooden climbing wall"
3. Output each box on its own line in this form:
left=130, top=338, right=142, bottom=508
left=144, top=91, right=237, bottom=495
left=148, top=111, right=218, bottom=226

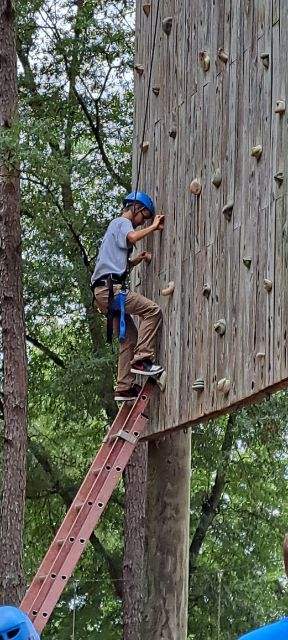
left=132, top=0, right=288, bottom=438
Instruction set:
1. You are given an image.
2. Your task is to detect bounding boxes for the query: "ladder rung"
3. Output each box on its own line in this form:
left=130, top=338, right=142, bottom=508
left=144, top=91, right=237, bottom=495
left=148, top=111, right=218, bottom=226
left=21, top=381, right=154, bottom=634
left=109, top=429, right=138, bottom=445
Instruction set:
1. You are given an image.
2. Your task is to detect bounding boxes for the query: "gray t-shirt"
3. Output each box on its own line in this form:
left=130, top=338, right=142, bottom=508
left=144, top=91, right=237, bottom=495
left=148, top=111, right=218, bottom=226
left=91, top=217, right=133, bottom=284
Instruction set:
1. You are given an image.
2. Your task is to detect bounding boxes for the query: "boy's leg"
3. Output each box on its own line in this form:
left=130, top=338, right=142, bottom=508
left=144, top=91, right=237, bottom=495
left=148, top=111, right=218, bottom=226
left=94, top=286, right=138, bottom=391
left=115, top=315, right=138, bottom=392
left=124, top=290, right=163, bottom=364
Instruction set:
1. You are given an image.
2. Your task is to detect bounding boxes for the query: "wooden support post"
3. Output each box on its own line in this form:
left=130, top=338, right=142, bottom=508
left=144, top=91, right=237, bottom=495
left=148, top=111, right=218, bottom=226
left=142, top=430, right=191, bottom=640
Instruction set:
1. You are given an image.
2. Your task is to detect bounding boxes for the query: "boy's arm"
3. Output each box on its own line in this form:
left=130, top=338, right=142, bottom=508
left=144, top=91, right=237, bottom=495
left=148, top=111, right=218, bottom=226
left=127, top=214, right=164, bottom=245
left=128, top=252, right=152, bottom=268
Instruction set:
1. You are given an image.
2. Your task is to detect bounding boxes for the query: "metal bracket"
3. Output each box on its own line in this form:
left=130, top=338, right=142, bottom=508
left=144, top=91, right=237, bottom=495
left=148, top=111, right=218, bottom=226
left=110, top=429, right=138, bottom=445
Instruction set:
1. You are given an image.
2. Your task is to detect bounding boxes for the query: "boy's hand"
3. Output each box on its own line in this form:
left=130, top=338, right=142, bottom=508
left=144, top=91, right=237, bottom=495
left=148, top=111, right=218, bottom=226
left=129, top=251, right=152, bottom=267
left=152, top=214, right=165, bottom=230
left=142, top=251, right=152, bottom=264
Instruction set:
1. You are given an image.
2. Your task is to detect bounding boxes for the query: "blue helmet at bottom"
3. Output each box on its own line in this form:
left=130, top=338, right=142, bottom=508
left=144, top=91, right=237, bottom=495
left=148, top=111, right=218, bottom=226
left=239, top=618, right=288, bottom=639
left=0, top=606, right=40, bottom=640
left=123, top=191, right=155, bottom=217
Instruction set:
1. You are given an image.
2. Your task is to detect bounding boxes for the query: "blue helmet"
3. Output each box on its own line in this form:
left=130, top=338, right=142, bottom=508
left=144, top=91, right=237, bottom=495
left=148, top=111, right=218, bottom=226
left=123, top=191, right=155, bottom=217
left=239, top=618, right=288, bottom=638
left=0, top=606, right=40, bottom=640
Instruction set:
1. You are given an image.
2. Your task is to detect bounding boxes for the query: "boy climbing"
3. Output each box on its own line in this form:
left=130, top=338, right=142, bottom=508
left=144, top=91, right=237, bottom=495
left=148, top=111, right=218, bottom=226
left=91, top=191, right=165, bottom=402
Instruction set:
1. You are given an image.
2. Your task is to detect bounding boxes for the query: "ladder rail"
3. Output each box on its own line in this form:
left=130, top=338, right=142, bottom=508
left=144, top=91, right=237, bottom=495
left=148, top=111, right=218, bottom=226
left=21, top=403, right=131, bottom=612
left=33, top=412, right=148, bottom=631
left=21, top=381, right=154, bottom=633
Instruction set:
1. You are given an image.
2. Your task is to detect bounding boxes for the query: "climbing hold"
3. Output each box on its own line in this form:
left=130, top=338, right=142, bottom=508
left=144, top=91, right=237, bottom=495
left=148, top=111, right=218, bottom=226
left=199, top=51, right=210, bottom=72
left=192, top=378, right=205, bottom=392
left=142, top=3, right=151, bottom=16
left=217, top=378, right=231, bottom=395
left=152, top=86, right=160, bottom=96
left=161, top=281, right=175, bottom=296
left=223, top=379, right=231, bottom=395
left=169, top=128, right=177, bottom=139
left=222, top=201, right=234, bottom=221
left=275, top=99, right=286, bottom=115
left=274, top=171, right=284, bottom=184
left=162, top=17, right=173, bottom=36
left=260, top=53, right=270, bottom=69
left=141, top=141, right=149, bottom=153
left=264, top=278, right=273, bottom=293
left=214, top=319, right=227, bottom=336
left=243, top=257, right=252, bottom=269
left=212, top=169, right=222, bottom=188
left=256, top=352, right=266, bottom=359
left=189, top=179, right=202, bottom=196
left=134, top=64, right=144, bottom=76
left=218, top=47, right=229, bottom=63
left=251, top=145, right=263, bottom=160
left=203, top=284, right=211, bottom=298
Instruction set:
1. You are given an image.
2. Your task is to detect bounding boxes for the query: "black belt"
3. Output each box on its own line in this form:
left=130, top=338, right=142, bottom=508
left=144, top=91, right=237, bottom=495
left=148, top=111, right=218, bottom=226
left=91, top=273, right=126, bottom=291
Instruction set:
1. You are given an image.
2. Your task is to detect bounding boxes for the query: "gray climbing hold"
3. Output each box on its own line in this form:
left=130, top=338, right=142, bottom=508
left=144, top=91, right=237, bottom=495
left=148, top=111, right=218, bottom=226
left=169, top=128, right=177, bottom=139
left=251, top=145, right=263, bottom=160
left=212, top=169, right=222, bottom=188
left=274, top=171, right=284, bottom=184
left=189, top=179, right=202, bottom=196
left=214, top=319, right=227, bottom=336
left=217, top=378, right=231, bottom=395
left=199, top=50, right=210, bottom=72
left=218, top=47, right=229, bottom=63
left=260, top=53, right=269, bottom=69
left=141, top=141, right=149, bottom=153
left=152, top=86, right=160, bottom=96
left=243, top=257, right=252, bottom=269
left=203, top=284, right=211, bottom=298
left=162, top=17, right=173, bottom=36
left=192, top=378, right=205, bottom=392
left=222, top=201, right=234, bottom=221
left=134, top=64, right=144, bottom=76
left=275, top=100, right=286, bottom=115
left=143, top=3, right=151, bottom=16
left=264, top=278, right=273, bottom=293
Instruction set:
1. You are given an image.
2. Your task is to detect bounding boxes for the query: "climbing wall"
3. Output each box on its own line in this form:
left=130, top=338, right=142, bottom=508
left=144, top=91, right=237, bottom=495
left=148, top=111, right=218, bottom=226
left=132, top=0, right=288, bottom=437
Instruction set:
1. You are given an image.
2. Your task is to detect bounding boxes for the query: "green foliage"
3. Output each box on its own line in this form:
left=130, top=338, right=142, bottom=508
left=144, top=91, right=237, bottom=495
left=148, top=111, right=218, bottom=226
left=188, top=396, right=288, bottom=638
left=0, top=1, right=287, bottom=638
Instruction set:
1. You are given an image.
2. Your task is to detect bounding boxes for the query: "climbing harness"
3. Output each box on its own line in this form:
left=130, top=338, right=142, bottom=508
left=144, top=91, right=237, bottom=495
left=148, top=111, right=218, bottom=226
left=106, top=276, right=127, bottom=344
left=91, top=274, right=127, bottom=344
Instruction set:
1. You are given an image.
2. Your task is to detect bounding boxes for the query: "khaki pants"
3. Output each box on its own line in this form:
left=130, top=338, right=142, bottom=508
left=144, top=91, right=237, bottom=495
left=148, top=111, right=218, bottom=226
left=94, top=286, right=162, bottom=392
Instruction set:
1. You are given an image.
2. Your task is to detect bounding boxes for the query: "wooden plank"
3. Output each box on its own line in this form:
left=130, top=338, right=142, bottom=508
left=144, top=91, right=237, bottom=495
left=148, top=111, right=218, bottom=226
left=133, top=0, right=288, bottom=437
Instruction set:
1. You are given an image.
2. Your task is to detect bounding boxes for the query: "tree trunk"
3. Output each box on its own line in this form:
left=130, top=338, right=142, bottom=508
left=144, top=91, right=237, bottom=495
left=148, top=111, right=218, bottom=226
left=123, top=443, right=148, bottom=640
left=0, top=0, right=28, bottom=604
left=142, top=431, right=191, bottom=640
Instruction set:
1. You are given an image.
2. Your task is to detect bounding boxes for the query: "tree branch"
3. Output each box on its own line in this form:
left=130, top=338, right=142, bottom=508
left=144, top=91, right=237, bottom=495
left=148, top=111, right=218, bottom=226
left=189, top=414, right=236, bottom=576
left=26, top=335, right=65, bottom=369
left=73, top=86, right=130, bottom=190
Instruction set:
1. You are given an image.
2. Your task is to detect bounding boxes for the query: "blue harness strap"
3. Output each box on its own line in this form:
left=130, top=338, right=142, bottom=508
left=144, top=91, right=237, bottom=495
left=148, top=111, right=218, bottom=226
left=112, top=290, right=127, bottom=342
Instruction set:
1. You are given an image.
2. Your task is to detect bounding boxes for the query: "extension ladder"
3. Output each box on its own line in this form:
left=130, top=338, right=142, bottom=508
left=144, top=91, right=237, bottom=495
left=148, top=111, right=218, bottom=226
left=21, top=380, right=155, bottom=633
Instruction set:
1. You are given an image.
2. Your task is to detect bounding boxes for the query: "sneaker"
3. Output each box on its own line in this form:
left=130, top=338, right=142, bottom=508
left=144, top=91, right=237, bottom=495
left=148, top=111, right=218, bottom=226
left=130, top=359, right=164, bottom=377
left=114, top=384, right=142, bottom=403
